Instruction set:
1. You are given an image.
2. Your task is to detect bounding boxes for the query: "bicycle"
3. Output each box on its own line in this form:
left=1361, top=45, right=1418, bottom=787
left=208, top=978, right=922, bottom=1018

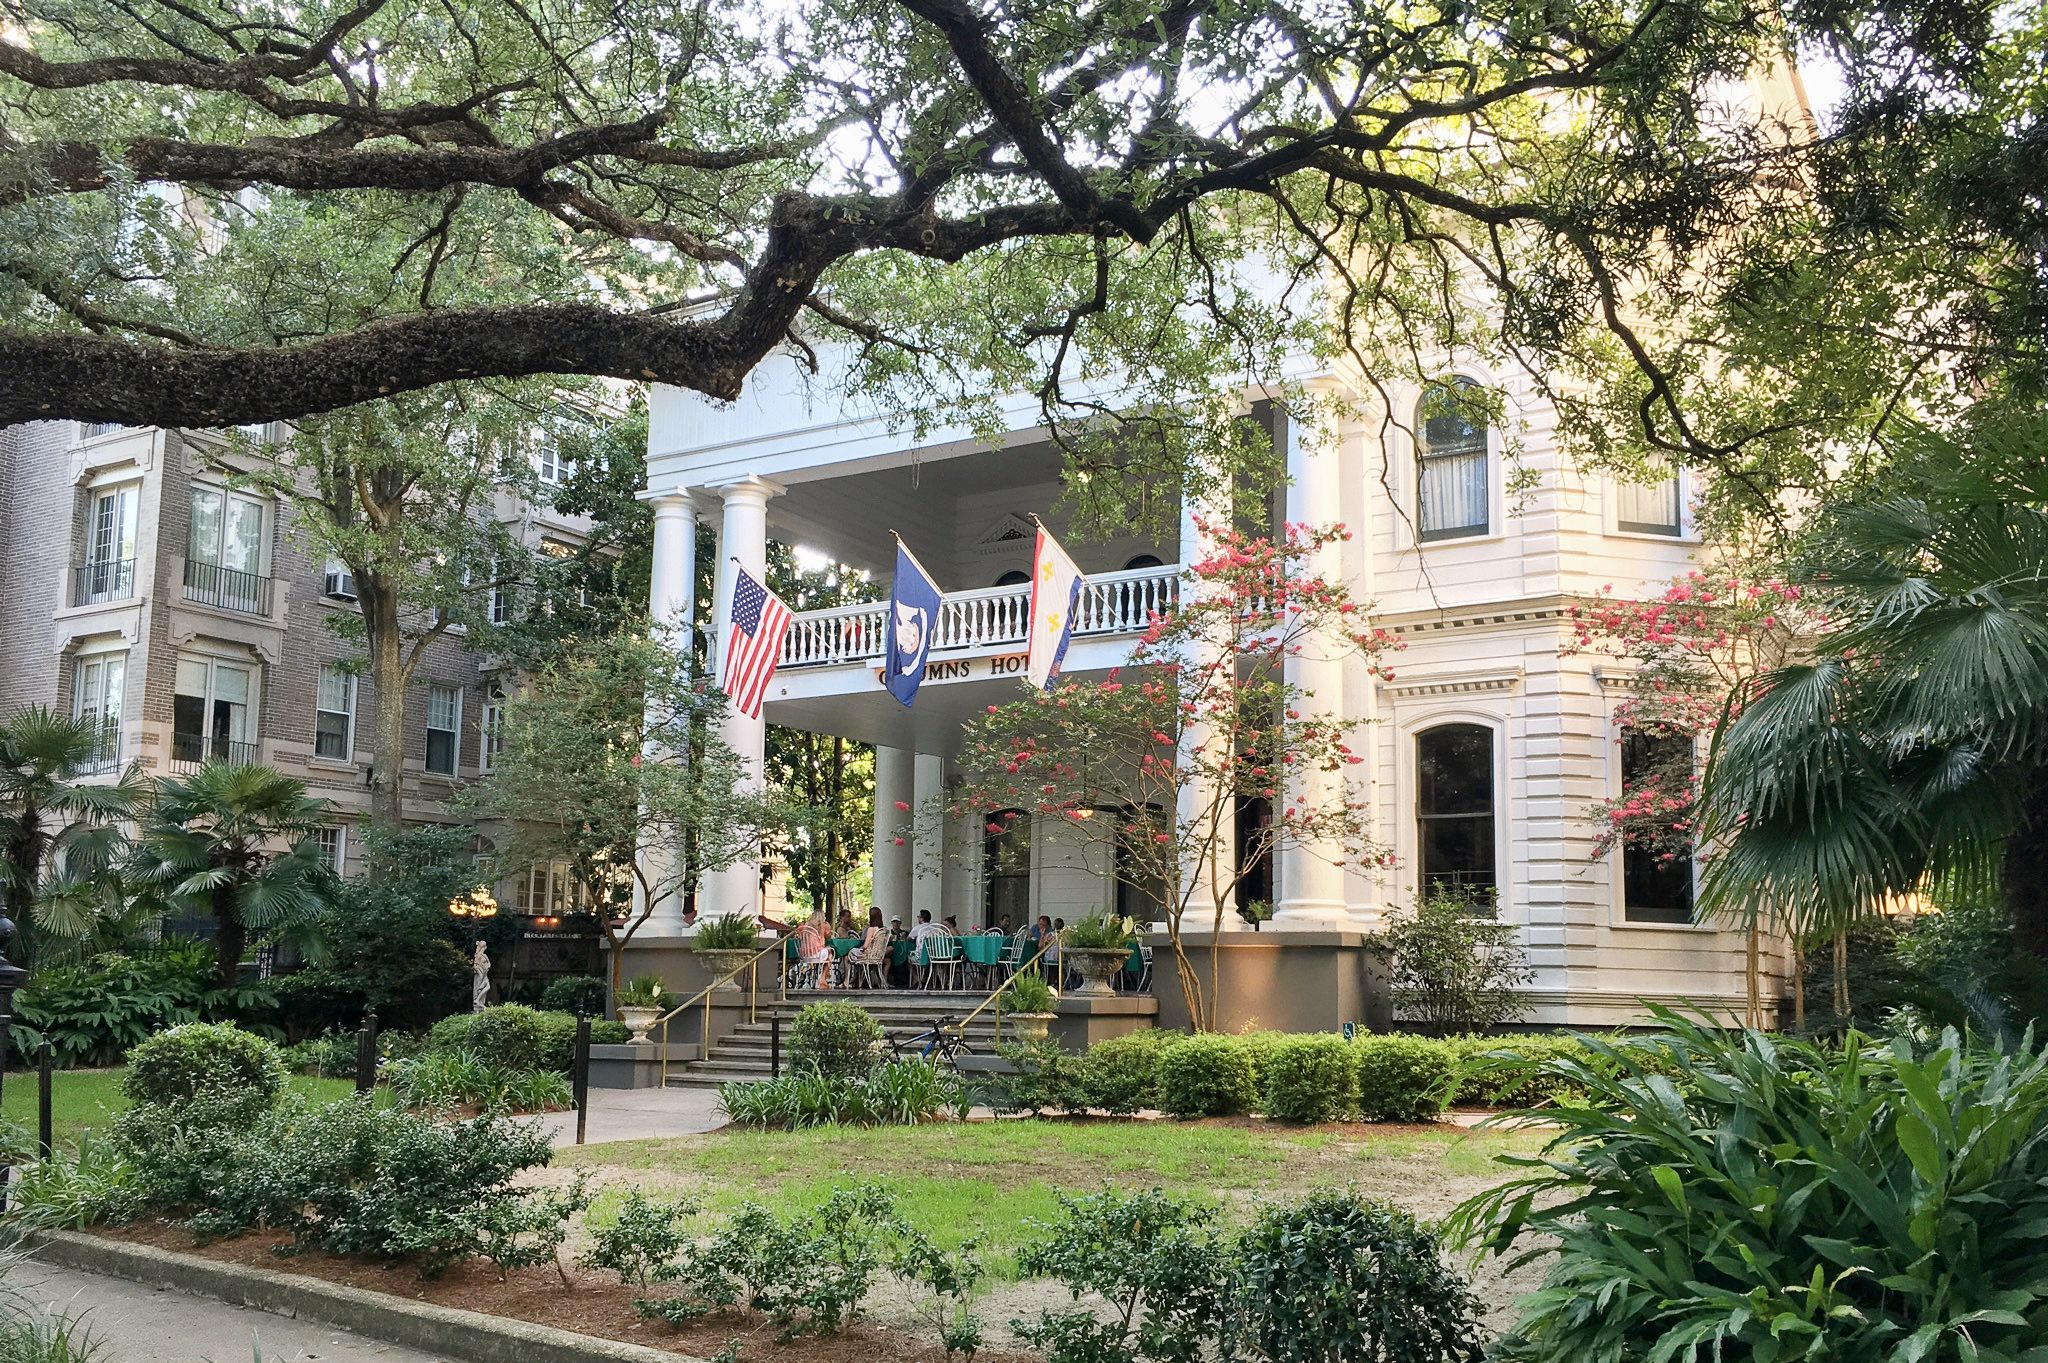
left=886, top=1015, right=978, bottom=1065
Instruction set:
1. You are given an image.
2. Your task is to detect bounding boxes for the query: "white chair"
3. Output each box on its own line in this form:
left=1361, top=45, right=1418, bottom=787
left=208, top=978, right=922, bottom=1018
left=1136, top=944, right=1154, bottom=993
left=847, top=938, right=888, bottom=989
left=922, top=935, right=964, bottom=991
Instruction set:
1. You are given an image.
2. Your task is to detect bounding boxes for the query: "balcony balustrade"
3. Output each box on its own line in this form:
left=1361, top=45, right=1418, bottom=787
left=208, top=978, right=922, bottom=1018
left=71, top=557, right=135, bottom=605
left=779, top=562, right=1179, bottom=669
left=170, top=732, right=259, bottom=771
left=182, top=560, right=273, bottom=615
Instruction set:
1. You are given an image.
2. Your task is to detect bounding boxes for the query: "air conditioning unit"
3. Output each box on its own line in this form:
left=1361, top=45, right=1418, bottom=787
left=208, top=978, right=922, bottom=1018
left=324, top=564, right=357, bottom=599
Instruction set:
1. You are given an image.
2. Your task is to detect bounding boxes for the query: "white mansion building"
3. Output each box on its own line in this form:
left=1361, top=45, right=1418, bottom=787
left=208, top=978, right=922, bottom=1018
left=638, top=349, right=1776, bottom=1029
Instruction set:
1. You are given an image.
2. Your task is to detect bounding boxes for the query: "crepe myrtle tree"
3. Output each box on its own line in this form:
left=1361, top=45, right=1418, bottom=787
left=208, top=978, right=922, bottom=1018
left=1564, top=565, right=1809, bottom=1026
left=940, top=521, right=1396, bottom=1030
left=462, top=630, right=784, bottom=997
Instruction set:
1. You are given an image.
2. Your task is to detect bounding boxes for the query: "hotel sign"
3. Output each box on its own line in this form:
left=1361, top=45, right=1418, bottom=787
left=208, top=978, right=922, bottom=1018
left=874, top=652, right=1029, bottom=686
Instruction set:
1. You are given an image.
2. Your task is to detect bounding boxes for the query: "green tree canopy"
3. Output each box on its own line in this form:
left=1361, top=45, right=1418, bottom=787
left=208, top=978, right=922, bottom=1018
left=3, top=0, right=2037, bottom=520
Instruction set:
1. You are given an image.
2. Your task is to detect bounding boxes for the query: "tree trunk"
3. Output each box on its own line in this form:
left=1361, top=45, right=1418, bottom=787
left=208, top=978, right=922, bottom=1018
left=214, top=885, right=247, bottom=989
left=2002, top=763, right=2048, bottom=960
left=361, top=579, right=410, bottom=835
left=1745, top=919, right=1762, bottom=1030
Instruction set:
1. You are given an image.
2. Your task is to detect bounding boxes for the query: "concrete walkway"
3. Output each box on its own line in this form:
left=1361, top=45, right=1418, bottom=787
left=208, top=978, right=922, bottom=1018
left=17, top=1261, right=450, bottom=1363
left=537, top=1084, right=727, bottom=1147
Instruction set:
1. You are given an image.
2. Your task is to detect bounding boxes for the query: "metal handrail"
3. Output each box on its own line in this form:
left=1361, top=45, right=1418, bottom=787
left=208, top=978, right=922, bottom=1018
left=952, top=940, right=1054, bottom=1046
left=653, top=934, right=790, bottom=1087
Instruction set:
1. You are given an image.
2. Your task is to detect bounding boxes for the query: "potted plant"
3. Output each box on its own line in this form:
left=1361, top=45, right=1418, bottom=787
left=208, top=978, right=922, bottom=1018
left=691, top=912, right=763, bottom=991
left=999, top=972, right=1058, bottom=1041
left=616, top=973, right=671, bottom=1041
left=1237, top=899, right=1274, bottom=932
left=1061, top=914, right=1139, bottom=997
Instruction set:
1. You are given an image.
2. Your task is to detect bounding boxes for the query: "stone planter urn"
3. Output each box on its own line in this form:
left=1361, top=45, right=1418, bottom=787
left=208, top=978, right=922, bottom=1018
left=694, top=948, right=757, bottom=992
left=1005, top=1011, right=1055, bottom=1042
left=618, top=1005, right=662, bottom=1042
left=1065, top=947, right=1131, bottom=998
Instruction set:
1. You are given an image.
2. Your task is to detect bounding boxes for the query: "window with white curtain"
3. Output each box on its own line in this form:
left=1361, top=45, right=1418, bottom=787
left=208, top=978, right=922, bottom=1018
left=72, top=651, right=126, bottom=770
left=316, top=825, right=348, bottom=875
left=315, top=664, right=356, bottom=760
left=1416, top=379, right=1490, bottom=540
left=425, top=683, right=461, bottom=775
left=1615, top=465, right=1684, bottom=535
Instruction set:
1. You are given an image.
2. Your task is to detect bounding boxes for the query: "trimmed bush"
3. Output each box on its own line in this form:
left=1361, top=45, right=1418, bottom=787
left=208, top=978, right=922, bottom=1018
left=786, top=1001, right=883, bottom=1079
left=1229, top=1190, right=1485, bottom=1362
left=1079, top=1029, right=1180, bottom=1115
left=1443, top=1033, right=1597, bottom=1107
left=1354, top=1035, right=1453, bottom=1122
left=1262, top=1034, right=1361, bottom=1124
left=425, top=1012, right=476, bottom=1053
left=538, top=976, right=609, bottom=1016
left=1155, top=1034, right=1259, bottom=1118
left=122, top=1022, right=286, bottom=1117
left=465, top=1005, right=549, bottom=1072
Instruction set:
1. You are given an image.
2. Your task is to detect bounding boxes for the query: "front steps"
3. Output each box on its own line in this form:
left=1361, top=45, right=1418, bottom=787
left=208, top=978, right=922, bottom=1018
left=662, top=991, right=1012, bottom=1088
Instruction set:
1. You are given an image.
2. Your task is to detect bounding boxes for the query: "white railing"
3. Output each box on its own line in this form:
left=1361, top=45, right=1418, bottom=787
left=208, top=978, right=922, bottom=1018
left=779, top=563, right=1180, bottom=669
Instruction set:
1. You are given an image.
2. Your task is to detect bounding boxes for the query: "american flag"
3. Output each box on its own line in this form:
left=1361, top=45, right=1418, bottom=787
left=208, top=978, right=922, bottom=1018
left=720, top=567, right=792, bottom=719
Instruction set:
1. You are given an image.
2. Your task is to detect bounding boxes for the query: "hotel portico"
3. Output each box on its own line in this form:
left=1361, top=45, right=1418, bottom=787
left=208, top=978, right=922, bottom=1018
left=634, top=345, right=1780, bottom=1031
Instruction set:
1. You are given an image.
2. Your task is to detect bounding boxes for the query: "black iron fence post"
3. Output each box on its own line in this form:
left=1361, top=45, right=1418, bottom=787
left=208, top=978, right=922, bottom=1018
left=572, top=1013, right=591, bottom=1146
left=355, top=1008, right=379, bottom=1095
left=36, top=1041, right=53, bottom=1158
left=770, top=1013, right=782, bottom=1078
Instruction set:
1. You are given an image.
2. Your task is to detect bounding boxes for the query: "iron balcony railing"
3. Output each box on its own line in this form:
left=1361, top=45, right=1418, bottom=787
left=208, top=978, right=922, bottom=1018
left=779, top=562, right=1180, bottom=669
left=170, top=732, right=259, bottom=771
left=72, top=558, right=135, bottom=605
left=182, top=560, right=273, bottom=615
left=73, top=721, right=123, bottom=775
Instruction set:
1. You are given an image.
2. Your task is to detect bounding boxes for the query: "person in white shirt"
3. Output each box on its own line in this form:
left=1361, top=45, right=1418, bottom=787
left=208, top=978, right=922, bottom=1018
left=908, top=909, right=944, bottom=943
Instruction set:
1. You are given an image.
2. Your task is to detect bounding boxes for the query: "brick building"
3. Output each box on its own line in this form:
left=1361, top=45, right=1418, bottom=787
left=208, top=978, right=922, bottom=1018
left=0, top=418, right=601, bottom=990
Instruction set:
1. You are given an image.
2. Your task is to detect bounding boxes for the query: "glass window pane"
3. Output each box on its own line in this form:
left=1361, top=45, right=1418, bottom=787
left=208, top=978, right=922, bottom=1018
left=1617, top=468, right=1682, bottom=534
left=317, top=666, right=351, bottom=715
left=1419, top=816, right=1496, bottom=892
left=1418, top=725, right=1493, bottom=815
left=1621, top=732, right=1695, bottom=922
left=1417, top=380, right=1489, bottom=538
left=188, top=490, right=223, bottom=564
left=175, top=656, right=208, bottom=698
left=224, top=497, right=264, bottom=574
left=213, top=662, right=250, bottom=707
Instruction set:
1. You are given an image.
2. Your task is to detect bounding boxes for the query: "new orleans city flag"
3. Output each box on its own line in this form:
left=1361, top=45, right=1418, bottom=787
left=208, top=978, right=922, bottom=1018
left=1025, top=522, right=1083, bottom=691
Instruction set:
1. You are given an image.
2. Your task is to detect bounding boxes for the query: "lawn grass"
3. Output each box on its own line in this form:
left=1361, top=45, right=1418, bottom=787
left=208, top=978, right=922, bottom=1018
left=0, top=1068, right=363, bottom=1149
left=564, top=1118, right=1540, bottom=1281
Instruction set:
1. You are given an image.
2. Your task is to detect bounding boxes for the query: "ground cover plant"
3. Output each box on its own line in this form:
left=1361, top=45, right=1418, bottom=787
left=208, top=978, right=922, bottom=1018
left=1448, top=1010, right=2048, bottom=1362
left=719, top=1058, right=966, bottom=1130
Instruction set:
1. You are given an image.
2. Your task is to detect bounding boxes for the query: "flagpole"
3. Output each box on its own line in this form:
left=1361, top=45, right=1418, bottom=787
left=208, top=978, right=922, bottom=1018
left=889, top=529, right=943, bottom=589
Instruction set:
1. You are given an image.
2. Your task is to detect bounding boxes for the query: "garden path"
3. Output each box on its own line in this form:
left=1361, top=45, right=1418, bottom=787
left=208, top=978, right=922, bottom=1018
left=17, top=1261, right=450, bottom=1362
left=538, top=1084, right=728, bottom=1146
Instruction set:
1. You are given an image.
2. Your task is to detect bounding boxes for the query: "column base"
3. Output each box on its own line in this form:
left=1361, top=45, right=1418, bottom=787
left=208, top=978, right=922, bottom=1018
left=1271, top=899, right=1356, bottom=929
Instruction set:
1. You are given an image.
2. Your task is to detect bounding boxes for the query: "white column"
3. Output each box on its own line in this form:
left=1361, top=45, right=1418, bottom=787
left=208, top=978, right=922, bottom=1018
left=702, top=476, right=782, bottom=921
left=871, top=745, right=916, bottom=922
left=1274, top=403, right=1353, bottom=928
left=640, top=490, right=697, bottom=935
left=912, top=752, right=947, bottom=924
left=1176, top=482, right=1240, bottom=929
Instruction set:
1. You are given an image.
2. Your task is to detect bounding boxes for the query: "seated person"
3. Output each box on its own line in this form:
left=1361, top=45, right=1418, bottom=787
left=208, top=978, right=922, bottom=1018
left=908, top=909, right=944, bottom=943
left=795, top=910, right=833, bottom=988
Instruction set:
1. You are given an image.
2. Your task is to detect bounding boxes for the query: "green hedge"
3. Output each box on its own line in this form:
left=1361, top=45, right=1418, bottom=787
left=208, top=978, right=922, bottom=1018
left=1077, top=1029, right=1179, bottom=1114
left=1155, top=1034, right=1260, bottom=1117
left=123, top=1022, right=286, bottom=1118
left=1261, top=1034, right=1360, bottom=1124
left=1354, top=1035, right=1454, bottom=1122
left=426, top=1007, right=627, bottom=1073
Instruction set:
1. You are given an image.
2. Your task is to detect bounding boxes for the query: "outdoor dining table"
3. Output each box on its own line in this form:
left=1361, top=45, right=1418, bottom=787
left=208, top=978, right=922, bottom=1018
left=905, top=935, right=1005, bottom=968
left=829, top=936, right=863, bottom=958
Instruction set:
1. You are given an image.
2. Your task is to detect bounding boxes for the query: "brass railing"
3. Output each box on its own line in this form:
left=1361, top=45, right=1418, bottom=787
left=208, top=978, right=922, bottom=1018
left=951, top=941, right=1054, bottom=1046
left=653, top=935, right=791, bottom=1087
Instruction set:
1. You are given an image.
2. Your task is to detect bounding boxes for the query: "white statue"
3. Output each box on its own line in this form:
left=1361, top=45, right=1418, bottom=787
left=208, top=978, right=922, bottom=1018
left=471, top=939, right=491, bottom=1012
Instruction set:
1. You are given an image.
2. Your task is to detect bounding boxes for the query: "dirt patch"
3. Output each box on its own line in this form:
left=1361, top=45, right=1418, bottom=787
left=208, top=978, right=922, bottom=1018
left=94, top=1221, right=1034, bottom=1363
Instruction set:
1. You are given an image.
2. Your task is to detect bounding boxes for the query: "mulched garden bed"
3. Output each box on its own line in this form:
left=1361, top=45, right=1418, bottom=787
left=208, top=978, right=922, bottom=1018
left=96, top=1221, right=1032, bottom=1363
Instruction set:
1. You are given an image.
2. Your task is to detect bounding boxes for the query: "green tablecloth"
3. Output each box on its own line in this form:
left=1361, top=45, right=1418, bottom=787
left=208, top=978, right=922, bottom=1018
left=829, top=937, right=862, bottom=958
left=892, top=940, right=913, bottom=966
left=909, top=934, right=1002, bottom=968
left=1126, top=943, right=1144, bottom=974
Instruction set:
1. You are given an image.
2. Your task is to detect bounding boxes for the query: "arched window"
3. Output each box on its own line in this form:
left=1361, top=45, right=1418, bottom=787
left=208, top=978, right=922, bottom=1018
left=1122, top=553, right=1164, bottom=571
left=994, top=569, right=1030, bottom=587
left=1416, top=723, right=1495, bottom=893
left=983, top=809, right=1031, bottom=925
left=1416, top=379, right=1489, bottom=540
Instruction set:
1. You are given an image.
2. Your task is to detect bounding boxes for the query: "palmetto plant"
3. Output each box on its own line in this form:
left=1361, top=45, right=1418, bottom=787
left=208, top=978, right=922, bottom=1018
left=0, top=706, right=144, bottom=966
left=1699, top=414, right=2048, bottom=1012
left=129, top=762, right=335, bottom=987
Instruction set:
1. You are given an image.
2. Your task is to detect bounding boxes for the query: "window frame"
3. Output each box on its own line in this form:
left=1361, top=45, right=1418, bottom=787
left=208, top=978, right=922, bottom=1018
left=480, top=686, right=506, bottom=772
left=1612, top=464, right=1691, bottom=539
left=71, top=648, right=127, bottom=769
left=424, top=683, right=462, bottom=776
left=314, top=664, right=357, bottom=762
left=316, top=825, right=348, bottom=875
left=172, top=650, right=260, bottom=761
left=1413, top=720, right=1500, bottom=899
left=1615, top=728, right=1701, bottom=926
left=1414, top=377, right=1492, bottom=543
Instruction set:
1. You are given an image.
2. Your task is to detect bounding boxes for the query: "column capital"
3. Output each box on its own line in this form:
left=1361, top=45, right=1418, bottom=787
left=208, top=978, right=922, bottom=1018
left=709, top=474, right=785, bottom=509
left=635, top=483, right=701, bottom=512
